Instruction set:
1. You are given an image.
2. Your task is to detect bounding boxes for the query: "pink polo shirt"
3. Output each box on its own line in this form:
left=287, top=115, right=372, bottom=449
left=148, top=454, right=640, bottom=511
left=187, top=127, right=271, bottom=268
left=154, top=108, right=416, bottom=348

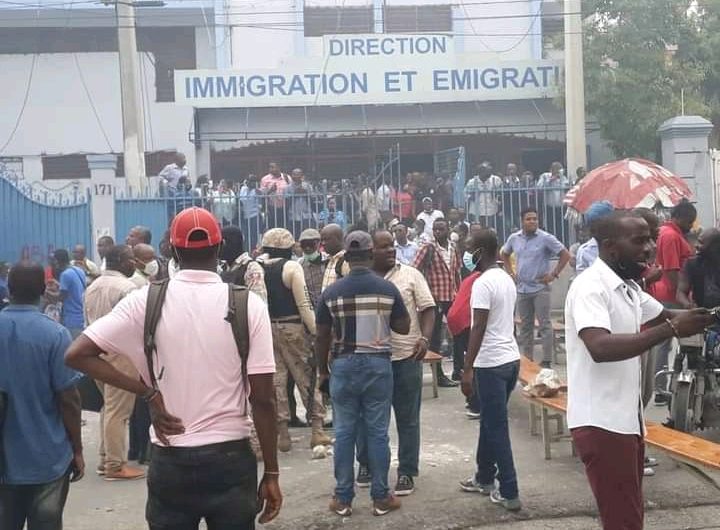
left=84, top=270, right=275, bottom=447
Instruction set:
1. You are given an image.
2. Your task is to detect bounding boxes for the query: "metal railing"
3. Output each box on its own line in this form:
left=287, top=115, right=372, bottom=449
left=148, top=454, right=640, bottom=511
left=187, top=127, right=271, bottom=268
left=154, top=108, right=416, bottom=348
left=465, top=185, right=572, bottom=247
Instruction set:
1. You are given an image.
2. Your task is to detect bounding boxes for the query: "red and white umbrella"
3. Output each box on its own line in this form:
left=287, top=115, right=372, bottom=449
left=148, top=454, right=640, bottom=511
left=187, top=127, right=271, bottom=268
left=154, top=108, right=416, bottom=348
left=564, top=158, right=693, bottom=214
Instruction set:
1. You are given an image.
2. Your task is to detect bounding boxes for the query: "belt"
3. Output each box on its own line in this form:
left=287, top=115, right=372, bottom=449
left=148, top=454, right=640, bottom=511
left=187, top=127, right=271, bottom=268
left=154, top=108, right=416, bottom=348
left=270, top=316, right=302, bottom=324
left=333, top=352, right=392, bottom=359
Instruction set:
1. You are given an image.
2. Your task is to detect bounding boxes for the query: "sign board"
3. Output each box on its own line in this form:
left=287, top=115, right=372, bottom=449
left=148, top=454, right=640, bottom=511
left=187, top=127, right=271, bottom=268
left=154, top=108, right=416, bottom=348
left=175, top=34, right=561, bottom=108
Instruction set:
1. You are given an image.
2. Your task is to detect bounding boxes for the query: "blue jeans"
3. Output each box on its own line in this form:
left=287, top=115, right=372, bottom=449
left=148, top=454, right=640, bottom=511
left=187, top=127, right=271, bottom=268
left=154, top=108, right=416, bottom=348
left=0, top=470, right=70, bottom=530
left=357, top=358, right=423, bottom=477
left=330, top=354, right=393, bottom=503
left=474, top=360, right=520, bottom=500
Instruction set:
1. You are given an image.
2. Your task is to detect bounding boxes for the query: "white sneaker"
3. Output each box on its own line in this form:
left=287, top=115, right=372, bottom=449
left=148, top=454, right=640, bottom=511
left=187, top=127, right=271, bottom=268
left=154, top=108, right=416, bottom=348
left=643, top=466, right=655, bottom=477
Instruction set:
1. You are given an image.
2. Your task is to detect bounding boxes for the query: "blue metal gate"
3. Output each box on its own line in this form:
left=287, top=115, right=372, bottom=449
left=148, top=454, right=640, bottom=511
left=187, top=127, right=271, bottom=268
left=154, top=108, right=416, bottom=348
left=114, top=190, right=174, bottom=248
left=0, top=172, right=91, bottom=264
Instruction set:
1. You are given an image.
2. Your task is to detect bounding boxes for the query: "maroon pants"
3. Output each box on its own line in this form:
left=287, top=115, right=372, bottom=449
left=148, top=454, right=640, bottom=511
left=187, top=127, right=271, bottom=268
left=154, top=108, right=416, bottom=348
left=571, top=426, right=644, bottom=530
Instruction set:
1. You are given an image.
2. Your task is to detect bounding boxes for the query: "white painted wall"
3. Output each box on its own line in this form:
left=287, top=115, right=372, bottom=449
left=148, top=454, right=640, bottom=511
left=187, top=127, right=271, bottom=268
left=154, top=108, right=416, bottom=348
left=0, top=25, right=216, bottom=190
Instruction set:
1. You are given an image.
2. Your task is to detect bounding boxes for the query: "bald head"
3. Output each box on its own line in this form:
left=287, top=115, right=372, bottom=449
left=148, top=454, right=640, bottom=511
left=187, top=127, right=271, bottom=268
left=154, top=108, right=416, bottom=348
left=321, top=224, right=344, bottom=256
left=127, top=226, right=152, bottom=247
left=133, top=244, right=156, bottom=265
left=8, top=262, right=45, bottom=304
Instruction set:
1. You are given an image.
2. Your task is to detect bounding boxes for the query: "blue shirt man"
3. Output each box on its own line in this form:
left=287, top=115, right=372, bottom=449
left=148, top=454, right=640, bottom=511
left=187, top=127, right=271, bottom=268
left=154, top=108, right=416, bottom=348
left=53, top=249, right=86, bottom=334
left=501, top=208, right=570, bottom=367
left=315, top=231, right=410, bottom=516
left=0, top=262, right=84, bottom=530
left=575, top=237, right=598, bottom=273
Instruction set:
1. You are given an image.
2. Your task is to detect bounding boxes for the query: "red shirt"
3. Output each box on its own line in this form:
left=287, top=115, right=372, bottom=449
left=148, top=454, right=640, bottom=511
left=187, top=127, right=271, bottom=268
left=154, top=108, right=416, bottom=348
left=392, top=189, right=415, bottom=220
left=652, top=221, right=692, bottom=303
left=447, top=271, right=481, bottom=336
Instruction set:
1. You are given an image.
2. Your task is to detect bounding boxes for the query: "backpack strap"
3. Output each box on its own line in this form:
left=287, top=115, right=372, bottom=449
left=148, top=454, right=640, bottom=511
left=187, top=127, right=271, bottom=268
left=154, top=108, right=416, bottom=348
left=143, top=279, right=170, bottom=389
left=225, top=284, right=251, bottom=416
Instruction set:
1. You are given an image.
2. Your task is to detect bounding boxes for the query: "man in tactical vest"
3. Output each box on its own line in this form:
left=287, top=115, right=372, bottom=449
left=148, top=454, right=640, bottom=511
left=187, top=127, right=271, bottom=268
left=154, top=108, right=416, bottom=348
left=259, top=228, right=332, bottom=452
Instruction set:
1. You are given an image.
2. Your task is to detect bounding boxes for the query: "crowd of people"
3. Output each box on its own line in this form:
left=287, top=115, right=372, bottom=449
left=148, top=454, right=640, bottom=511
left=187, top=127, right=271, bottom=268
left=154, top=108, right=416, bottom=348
left=156, top=157, right=580, bottom=249
left=2, top=171, right=719, bottom=529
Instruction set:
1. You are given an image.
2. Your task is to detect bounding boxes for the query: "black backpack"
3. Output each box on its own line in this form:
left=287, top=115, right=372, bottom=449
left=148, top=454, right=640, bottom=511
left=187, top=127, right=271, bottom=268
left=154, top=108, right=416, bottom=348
left=143, top=280, right=251, bottom=412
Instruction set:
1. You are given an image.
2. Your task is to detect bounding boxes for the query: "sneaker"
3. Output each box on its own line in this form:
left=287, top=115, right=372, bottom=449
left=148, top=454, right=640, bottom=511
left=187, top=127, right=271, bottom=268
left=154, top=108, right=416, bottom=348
left=645, top=456, right=658, bottom=467
left=654, top=393, right=669, bottom=406
left=394, top=475, right=415, bottom=496
left=329, top=497, right=352, bottom=516
left=356, top=465, right=371, bottom=488
left=459, top=477, right=494, bottom=495
left=489, top=489, right=522, bottom=512
left=104, top=465, right=145, bottom=481
left=644, top=466, right=656, bottom=477
left=372, top=495, right=401, bottom=516
left=465, top=411, right=481, bottom=420
left=96, top=466, right=106, bottom=476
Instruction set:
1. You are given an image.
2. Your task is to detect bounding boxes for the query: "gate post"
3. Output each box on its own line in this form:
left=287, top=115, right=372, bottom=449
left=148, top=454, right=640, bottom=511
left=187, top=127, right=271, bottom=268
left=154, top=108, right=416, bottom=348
left=658, top=116, right=715, bottom=229
left=86, top=154, right=118, bottom=262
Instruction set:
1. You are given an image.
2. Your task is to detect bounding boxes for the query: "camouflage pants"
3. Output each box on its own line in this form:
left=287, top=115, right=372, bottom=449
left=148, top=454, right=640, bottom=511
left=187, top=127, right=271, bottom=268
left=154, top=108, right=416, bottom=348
left=272, top=321, right=325, bottom=423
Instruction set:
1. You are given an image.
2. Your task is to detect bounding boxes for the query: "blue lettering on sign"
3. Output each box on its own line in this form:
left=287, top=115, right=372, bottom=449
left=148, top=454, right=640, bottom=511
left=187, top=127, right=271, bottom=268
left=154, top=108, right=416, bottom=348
left=480, top=68, right=499, bottom=89
left=502, top=68, right=519, bottom=88
left=192, top=77, right=214, bottom=98
left=451, top=69, right=472, bottom=90
left=327, top=35, right=449, bottom=56
left=433, top=70, right=449, bottom=91
left=385, top=71, right=401, bottom=92
left=216, top=76, right=236, bottom=97
left=521, top=67, right=539, bottom=87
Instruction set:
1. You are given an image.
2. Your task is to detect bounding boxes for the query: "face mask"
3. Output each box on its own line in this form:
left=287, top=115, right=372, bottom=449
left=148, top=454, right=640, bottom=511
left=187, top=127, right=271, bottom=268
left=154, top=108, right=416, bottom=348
left=304, top=251, right=320, bottom=261
left=463, top=251, right=477, bottom=271
left=143, top=259, right=159, bottom=277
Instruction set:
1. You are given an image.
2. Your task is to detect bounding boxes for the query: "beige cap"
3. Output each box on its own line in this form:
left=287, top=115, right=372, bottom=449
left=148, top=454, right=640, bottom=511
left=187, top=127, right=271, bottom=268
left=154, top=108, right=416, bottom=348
left=261, top=228, right=295, bottom=249
left=299, top=228, right=321, bottom=242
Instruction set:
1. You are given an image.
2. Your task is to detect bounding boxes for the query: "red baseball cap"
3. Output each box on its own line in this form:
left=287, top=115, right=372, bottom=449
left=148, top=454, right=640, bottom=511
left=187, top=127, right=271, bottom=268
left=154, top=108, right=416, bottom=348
left=169, top=207, right=222, bottom=249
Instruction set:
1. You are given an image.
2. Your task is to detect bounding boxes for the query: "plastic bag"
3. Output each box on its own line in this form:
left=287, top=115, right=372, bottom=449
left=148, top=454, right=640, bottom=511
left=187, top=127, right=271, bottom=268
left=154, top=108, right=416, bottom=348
left=524, top=368, right=562, bottom=398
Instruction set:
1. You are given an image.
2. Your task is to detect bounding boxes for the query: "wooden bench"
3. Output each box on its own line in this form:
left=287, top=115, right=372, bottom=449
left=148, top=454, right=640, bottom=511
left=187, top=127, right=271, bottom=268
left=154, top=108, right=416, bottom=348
left=519, top=358, right=720, bottom=474
left=423, top=351, right=444, bottom=398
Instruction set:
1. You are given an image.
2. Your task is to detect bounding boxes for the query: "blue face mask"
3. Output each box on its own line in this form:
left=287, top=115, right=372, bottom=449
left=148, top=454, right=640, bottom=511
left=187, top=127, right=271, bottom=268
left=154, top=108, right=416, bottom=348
left=463, top=251, right=477, bottom=271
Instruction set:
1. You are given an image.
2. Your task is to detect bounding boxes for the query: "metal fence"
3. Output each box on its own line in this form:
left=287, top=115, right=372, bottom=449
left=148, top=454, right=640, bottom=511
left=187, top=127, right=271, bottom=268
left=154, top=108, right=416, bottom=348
left=0, top=172, right=91, bottom=263
left=114, top=184, right=574, bottom=252
left=465, top=185, right=572, bottom=247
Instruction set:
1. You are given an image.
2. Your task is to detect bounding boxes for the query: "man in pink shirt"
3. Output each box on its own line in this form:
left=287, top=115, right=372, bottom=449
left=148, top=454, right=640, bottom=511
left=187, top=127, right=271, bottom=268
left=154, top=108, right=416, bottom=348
left=66, top=207, right=282, bottom=529
left=260, top=162, right=291, bottom=226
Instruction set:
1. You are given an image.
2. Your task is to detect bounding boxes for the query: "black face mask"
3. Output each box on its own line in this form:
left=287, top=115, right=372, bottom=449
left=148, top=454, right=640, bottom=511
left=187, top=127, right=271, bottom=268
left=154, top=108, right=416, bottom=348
left=611, top=257, right=646, bottom=281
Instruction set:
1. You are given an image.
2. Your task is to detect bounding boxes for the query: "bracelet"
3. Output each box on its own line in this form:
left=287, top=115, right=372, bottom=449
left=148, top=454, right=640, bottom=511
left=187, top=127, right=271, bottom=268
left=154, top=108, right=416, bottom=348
left=264, top=471, right=280, bottom=475
left=142, top=388, right=160, bottom=403
left=665, top=318, right=680, bottom=338
left=418, top=336, right=430, bottom=344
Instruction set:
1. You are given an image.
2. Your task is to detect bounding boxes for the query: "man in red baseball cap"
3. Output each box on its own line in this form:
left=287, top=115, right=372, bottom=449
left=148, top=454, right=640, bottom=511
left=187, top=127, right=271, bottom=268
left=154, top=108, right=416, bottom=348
left=66, top=207, right=282, bottom=528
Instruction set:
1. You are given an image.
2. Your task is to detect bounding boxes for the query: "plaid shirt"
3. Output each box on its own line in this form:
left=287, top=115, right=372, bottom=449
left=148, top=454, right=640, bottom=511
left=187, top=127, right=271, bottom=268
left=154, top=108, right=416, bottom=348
left=412, top=241, right=460, bottom=303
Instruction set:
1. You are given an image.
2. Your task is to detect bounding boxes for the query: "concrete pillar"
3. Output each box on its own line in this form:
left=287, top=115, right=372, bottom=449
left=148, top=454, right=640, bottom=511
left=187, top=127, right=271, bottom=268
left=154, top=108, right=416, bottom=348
left=658, top=116, right=714, bottom=229
left=86, top=154, right=118, bottom=262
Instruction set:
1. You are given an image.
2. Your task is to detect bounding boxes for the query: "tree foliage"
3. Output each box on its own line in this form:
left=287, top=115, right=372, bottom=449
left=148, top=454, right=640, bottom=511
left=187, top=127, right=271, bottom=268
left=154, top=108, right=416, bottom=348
left=582, top=0, right=718, bottom=159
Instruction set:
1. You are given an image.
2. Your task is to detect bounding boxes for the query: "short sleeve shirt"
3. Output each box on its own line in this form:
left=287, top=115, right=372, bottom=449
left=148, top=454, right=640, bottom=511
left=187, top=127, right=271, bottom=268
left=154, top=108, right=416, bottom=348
left=653, top=221, right=692, bottom=304
left=316, top=267, right=409, bottom=356
left=0, top=306, right=82, bottom=484
left=383, top=264, right=435, bottom=360
left=59, top=266, right=86, bottom=329
left=565, top=258, right=664, bottom=435
left=83, top=270, right=275, bottom=447
left=502, top=229, right=565, bottom=293
left=470, top=268, right=521, bottom=368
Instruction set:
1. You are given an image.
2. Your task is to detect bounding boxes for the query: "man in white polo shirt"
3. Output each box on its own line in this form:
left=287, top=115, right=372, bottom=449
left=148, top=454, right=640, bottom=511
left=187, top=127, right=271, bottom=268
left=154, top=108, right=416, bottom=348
left=66, top=207, right=282, bottom=529
left=565, top=211, right=712, bottom=530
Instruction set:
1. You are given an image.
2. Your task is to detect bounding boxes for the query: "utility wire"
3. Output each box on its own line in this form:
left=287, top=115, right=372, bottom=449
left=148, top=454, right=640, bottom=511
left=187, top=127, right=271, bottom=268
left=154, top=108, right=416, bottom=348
left=0, top=53, right=37, bottom=154
left=73, top=53, right=115, bottom=151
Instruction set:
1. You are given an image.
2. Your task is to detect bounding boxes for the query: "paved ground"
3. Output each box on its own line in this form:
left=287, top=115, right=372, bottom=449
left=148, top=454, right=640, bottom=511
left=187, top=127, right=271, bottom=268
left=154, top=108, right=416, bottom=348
left=64, top=359, right=720, bottom=530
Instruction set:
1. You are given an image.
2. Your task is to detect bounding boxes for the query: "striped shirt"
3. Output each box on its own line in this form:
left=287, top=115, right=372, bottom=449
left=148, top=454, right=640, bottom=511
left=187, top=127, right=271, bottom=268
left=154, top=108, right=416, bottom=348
left=316, top=267, right=408, bottom=356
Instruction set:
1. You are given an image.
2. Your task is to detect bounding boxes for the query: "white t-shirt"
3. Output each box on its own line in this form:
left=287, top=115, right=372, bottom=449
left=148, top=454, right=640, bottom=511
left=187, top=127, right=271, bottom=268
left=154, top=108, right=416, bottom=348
left=565, top=258, right=663, bottom=435
left=416, top=210, right=444, bottom=237
left=470, top=268, right=521, bottom=368
left=84, top=269, right=275, bottom=447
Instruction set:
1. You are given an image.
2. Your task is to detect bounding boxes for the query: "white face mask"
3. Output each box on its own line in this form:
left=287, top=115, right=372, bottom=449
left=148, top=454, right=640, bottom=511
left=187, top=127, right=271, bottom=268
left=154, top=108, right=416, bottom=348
left=143, top=259, right=159, bottom=277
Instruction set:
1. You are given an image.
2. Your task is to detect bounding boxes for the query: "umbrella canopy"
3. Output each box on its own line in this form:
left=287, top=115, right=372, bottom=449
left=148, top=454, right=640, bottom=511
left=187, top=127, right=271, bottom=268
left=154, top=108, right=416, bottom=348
left=564, top=158, right=693, bottom=214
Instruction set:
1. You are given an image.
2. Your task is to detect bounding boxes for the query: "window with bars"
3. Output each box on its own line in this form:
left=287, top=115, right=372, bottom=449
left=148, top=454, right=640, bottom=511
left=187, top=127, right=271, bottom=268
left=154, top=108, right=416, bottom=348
left=42, top=155, right=91, bottom=180
left=384, top=4, right=453, bottom=33
left=303, top=6, right=374, bottom=37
